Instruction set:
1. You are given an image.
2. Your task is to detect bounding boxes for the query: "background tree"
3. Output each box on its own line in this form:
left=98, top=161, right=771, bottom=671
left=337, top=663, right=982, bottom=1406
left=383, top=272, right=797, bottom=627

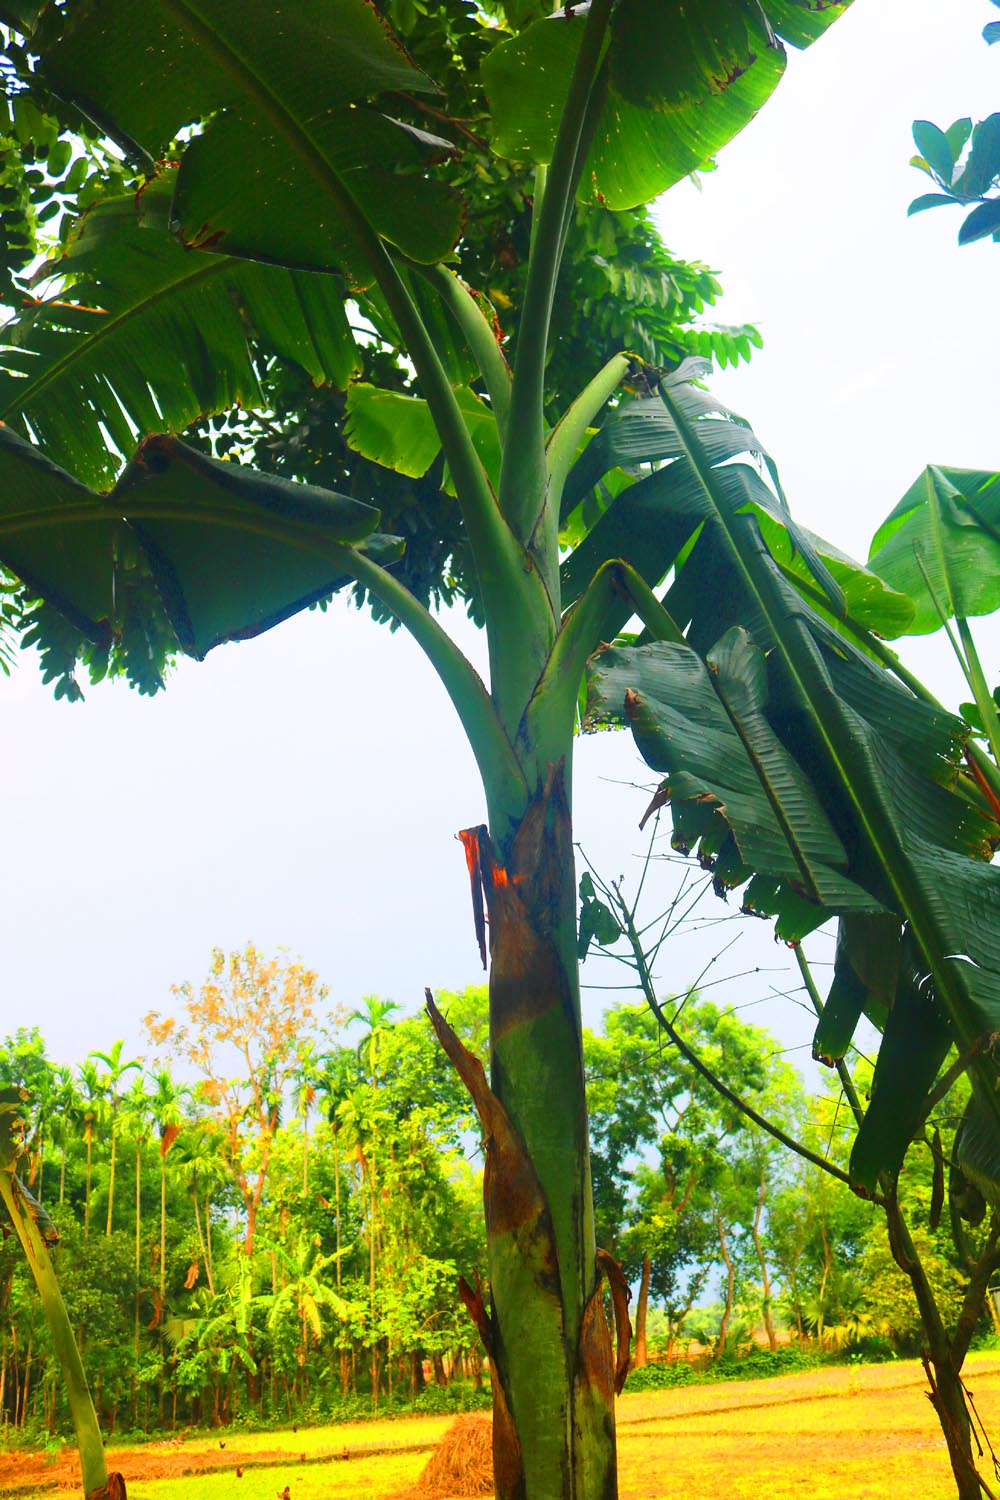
left=88, top=1040, right=142, bottom=1237
left=146, top=943, right=326, bottom=1260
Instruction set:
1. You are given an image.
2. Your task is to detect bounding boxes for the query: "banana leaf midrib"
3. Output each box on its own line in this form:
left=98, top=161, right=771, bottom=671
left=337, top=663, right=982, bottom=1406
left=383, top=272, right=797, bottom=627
left=0, top=500, right=379, bottom=555
left=0, top=254, right=240, bottom=422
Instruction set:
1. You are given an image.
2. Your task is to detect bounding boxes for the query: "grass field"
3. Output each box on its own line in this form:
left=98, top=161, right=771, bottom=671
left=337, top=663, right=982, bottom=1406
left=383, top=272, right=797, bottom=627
left=5, top=1354, right=999, bottom=1499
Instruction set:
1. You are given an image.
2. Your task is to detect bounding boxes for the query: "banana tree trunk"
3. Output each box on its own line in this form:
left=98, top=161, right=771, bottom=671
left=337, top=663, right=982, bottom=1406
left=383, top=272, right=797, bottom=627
left=429, top=766, right=629, bottom=1500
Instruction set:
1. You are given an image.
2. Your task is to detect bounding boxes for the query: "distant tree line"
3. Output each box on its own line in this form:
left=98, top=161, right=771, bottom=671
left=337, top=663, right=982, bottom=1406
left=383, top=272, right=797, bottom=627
left=0, top=943, right=988, bottom=1440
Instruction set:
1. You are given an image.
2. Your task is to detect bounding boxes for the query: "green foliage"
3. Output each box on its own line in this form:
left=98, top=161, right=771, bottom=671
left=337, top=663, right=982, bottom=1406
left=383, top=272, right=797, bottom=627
left=908, top=5, right=1000, bottom=244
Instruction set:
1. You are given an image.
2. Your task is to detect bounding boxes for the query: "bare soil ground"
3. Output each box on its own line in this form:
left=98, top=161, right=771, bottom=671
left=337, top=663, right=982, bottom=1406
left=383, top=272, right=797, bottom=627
left=4, top=1354, right=999, bottom=1499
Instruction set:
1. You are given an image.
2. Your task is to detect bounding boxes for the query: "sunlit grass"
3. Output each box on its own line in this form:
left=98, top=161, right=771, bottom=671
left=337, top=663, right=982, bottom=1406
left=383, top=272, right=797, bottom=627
left=16, top=1354, right=1000, bottom=1500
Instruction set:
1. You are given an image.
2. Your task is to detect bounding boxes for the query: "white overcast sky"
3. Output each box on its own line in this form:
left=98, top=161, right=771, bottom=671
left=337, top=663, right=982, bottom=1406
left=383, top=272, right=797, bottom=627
left=5, top=0, right=999, bottom=1074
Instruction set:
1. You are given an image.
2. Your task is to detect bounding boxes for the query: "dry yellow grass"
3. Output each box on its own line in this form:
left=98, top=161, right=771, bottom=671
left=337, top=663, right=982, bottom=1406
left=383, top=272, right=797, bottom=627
left=11, top=1354, right=1000, bottom=1500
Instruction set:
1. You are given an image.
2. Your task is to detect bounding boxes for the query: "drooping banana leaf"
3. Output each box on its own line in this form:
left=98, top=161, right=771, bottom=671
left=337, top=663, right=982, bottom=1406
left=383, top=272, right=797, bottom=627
left=0, top=186, right=361, bottom=489
left=0, top=424, right=402, bottom=664
left=848, top=933, right=953, bottom=1192
left=561, top=365, right=912, bottom=641
left=585, top=371, right=1000, bottom=1191
left=40, top=0, right=439, bottom=162
left=812, top=913, right=898, bottom=1065
left=586, top=626, right=885, bottom=941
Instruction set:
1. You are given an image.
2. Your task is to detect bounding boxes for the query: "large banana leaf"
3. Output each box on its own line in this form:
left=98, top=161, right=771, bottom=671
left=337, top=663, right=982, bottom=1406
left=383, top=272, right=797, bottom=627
left=37, top=0, right=462, bottom=275
left=587, top=626, right=885, bottom=939
left=41, top=0, right=438, bottom=160
left=483, top=0, right=851, bottom=211
left=584, top=371, right=1000, bottom=1193
left=561, top=366, right=912, bottom=640
left=0, top=424, right=401, bottom=661
left=0, top=188, right=360, bottom=489
left=868, top=464, right=1000, bottom=634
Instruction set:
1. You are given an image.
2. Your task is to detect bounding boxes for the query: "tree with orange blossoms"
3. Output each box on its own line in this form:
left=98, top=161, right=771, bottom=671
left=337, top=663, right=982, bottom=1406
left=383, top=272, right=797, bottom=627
left=145, top=944, right=327, bottom=1260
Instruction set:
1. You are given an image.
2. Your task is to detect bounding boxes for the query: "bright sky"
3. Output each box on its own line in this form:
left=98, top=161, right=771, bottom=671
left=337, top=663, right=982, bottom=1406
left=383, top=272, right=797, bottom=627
left=5, top=0, right=998, bottom=1076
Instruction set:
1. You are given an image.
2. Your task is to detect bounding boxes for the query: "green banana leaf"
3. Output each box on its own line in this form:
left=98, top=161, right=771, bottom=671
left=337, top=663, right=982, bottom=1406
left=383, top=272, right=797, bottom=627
left=38, top=0, right=461, bottom=275
left=345, top=383, right=502, bottom=494
left=171, top=109, right=463, bottom=275
left=561, top=365, right=911, bottom=640
left=41, top=0, right=437, bottom=162
left=587, top=626, right=885, bottom=940
left=483, top=0, right=851, bottom=211
left=868, top=464, right=1000, bottom=634
left=848, top=934, right=953, bottom=1191
left=0, top=187, right=360, bottom=489
left=812, top=913, right=897, bottom=1064
left=0, top=424, right=402, bottom=662
left=585, top=370, right=1000, bottom=1192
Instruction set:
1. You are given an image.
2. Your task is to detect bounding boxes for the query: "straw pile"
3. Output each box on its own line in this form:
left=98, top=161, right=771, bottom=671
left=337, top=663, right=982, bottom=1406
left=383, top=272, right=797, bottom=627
left=404, top=1413, right=493, bottom=1498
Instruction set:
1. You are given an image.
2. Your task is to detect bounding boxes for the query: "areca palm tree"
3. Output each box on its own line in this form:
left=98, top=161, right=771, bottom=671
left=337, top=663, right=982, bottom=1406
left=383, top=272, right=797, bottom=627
left=122, top=1069, right=157, bottom=1426
left=147, top=1067, right=186, bottom=1312
left=49, top=1065, right=80, bottom=1207
left=76, top=1059, right=106, bottom=1240
left=89, top=1040, right=143, bottom=1235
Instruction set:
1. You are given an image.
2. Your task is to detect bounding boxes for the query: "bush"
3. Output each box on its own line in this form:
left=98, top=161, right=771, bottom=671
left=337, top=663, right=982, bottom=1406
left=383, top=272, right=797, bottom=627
left=624, top=1362, right=696, bottom=1392
left=624, top=1344, right=823, bottom=1394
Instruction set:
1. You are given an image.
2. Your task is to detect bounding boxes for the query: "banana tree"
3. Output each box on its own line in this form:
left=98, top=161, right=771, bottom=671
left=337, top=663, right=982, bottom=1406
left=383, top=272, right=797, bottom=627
left=0, top=2, right=859, bottom=1495
left=0, top=1088, right=123, bottom=1499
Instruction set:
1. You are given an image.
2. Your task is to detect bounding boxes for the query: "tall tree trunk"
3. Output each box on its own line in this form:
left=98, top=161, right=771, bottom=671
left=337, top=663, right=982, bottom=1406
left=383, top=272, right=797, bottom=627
left=714, top=1213, right=735, bottom=1362
left=134, top=1136, right=142, bottom=1426
left=751, top=1173, right=777, bottom=1353
left=428, top=769, right=624, bottom=1500
left=105, top=1103, right=117, bottom=1236
left=885, top=1195, right=981, bottom=1500
left=84, top=1126, right=93, bottom=1240
left=160, top=1157, right=167, bottom=1307
left=632, top=1254, right=651, bottom=1370
left=333, top=1128, right=342, bottom=1291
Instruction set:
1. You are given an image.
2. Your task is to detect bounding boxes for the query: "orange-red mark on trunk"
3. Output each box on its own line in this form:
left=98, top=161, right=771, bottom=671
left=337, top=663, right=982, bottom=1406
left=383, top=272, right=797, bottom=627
left=457, top=826, right=488, bottom=969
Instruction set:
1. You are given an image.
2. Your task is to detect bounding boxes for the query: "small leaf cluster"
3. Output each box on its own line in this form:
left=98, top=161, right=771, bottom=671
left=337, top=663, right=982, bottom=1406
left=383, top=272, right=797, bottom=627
left=909, top=8, right=1000, bottom=246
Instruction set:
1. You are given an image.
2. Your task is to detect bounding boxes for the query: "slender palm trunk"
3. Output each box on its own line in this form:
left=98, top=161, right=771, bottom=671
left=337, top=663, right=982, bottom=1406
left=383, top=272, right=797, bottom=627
left=751, top=1173, right=777, bottom=1353
left=160, top=1157, right=167, bottom=1307
left=134, top=1135, right=142, bottom=1425
left=84, top=1125, right=93, bottom=1240
left=886, top=1196, right=980, bottom=1500
left=105, top=1103, right=118, bottom=1236
left=333, top=1128, right=342, bottom=1291
left=428, top=767, right=623, bottom=1500
left=192, top=1189, right=213, bottom=1293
